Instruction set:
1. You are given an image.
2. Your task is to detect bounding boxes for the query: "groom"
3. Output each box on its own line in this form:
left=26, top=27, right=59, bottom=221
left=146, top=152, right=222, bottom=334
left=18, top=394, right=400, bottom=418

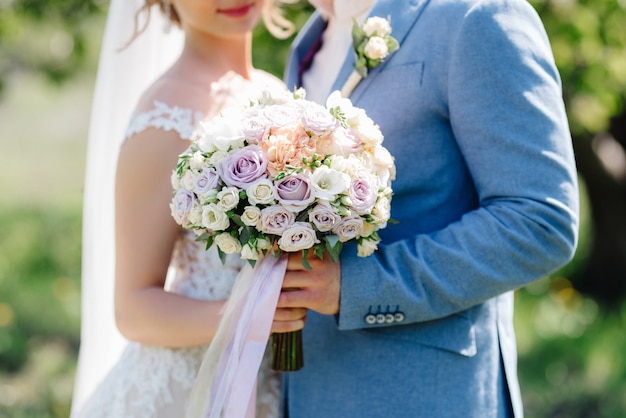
left=279, top=0, right=579, bottom=416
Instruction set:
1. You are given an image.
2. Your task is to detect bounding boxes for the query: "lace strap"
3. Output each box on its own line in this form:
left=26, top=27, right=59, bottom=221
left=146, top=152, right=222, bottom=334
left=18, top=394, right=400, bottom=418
left=125, top=100, right=204, bottom=140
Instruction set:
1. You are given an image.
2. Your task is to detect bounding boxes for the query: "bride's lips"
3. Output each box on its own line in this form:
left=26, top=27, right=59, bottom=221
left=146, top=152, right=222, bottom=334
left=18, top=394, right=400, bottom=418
left=217, top=3, right=255, bottom=18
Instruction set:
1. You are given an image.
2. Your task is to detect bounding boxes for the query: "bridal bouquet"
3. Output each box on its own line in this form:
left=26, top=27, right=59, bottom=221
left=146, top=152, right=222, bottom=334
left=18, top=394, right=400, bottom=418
left=171, top=89, right=394, bottom=266
left=171, top=88, right=395, bottom=417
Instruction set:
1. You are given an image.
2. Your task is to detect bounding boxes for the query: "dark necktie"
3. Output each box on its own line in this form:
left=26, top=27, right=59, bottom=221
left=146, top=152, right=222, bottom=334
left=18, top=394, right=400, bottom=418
left=297, top=22, right=328, bottom=88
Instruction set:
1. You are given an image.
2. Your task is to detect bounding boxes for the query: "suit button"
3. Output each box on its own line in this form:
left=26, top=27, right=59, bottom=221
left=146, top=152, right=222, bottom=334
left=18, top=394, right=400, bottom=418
left=376, top=314, right=386, bottom=324
left=365, top=314, right=377, bottom=324
left=385, top=313, right=395, bottom=323
left=394, top=312, right=405, bottom=322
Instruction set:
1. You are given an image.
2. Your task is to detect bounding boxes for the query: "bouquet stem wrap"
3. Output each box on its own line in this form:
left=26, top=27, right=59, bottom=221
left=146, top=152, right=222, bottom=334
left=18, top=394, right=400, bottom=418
left=185, top=254, right=288, bottom=418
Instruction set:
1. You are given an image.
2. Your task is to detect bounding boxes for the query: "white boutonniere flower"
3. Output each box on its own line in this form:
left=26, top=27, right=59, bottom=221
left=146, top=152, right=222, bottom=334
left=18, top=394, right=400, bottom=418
left=341, top=16, right=399, bottom=97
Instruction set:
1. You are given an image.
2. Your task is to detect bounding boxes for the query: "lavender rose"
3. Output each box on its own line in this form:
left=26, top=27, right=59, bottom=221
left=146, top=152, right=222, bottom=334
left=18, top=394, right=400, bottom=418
left=259, top=205, right=296, bottom=235
left=348, top=173, right=378, bottom=215
left=273, top=174, right=316, bottom=212
left=278, top=222, right=320, bottom=252
left=217, top=145, right=268, bottom=189
left=170, top=189, right=195, bottom=226
left=193, top=167, right=220, bottom=196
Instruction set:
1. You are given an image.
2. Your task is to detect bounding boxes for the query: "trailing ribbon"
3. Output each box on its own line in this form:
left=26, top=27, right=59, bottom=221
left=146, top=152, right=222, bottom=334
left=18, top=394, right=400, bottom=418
left=186, top=254, right=288, bottom=418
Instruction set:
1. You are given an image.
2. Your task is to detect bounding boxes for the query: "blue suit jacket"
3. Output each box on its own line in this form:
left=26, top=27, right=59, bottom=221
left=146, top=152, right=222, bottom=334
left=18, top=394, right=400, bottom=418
left=283, top=0, right=579, bottom=416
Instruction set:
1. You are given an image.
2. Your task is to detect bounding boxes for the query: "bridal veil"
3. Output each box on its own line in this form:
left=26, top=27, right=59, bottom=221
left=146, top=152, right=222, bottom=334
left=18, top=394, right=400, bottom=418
left=70, top=1, right=183, bottom=414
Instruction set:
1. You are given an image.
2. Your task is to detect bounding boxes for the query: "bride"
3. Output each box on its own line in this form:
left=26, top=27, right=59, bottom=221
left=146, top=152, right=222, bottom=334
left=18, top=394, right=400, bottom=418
left=70, top=0, right=306, bottom=416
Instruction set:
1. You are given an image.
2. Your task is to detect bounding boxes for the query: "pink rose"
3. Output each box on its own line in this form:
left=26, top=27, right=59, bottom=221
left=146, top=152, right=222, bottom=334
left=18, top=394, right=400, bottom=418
left=301, top=102, right=338, bottom=137
left=217, top=145, right=268, bottom=189
left=241, top=115, right=270, bottom=144
left=259, top=205, right=296, bottom=235
left=332, top=215, right=365, bottom=242
left=274, top=174, right=316, bottom=212
left=308, top=203, right=340, bottom=232
left=262, top=104, right=302, bottom=127
left=278, top=222, right=320, bottom=252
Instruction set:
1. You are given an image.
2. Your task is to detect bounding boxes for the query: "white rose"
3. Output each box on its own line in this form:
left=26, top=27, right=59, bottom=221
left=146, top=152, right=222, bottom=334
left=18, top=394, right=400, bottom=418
left=310, top=165, right=350, bottom=201
left=189, top=151, right=206, bottom=171
left=357, top=238, right=379, bottom=257
left=364, top=36, right=389, bottom=60
left=363, top=16, right=392, bottom=37
left=355, top=120, right=383, bottom=147
left=256, top=237, right=273, bottom=251
left=188, top=202, right=203, bottom=226
left=329, top=154, right=362, bottom=179
left=199, top=112, right=245, bottom=152
left=332, top=215, right=364, bottom=242
left=208, top=149, right=229, bottom=165
left=171, top=170, right=182, bottom=190
left=201, top=203, right=230, bottom=231
left=278, top=222, right=320, bottom=252
left=214, top=233, right=242, bottom=254
left=182, top=171, right=196, bottom=191
left=217, top=187, right=240, bottom=211
left=247, top=179, right=276, bottom=206
left=241, top=243, right=259, bottom=260
left=241, top=205, right=262, bottom=226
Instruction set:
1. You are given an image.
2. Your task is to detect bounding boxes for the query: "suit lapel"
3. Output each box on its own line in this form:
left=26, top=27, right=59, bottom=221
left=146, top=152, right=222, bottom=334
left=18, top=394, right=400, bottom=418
left=330, top=0, right=432, bottom=102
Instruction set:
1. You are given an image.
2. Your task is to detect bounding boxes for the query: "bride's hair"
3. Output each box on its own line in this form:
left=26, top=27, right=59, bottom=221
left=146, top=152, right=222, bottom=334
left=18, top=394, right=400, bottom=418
left=123, top=0, right=296, bottom=48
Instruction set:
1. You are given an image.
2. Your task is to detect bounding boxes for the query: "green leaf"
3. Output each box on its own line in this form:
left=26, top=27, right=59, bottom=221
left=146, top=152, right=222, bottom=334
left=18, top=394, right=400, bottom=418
left=218, top=247, right=226, bottom=265
left=301, top=249, right=313, bottom=270
left=324, top=234, right=341, bottom=250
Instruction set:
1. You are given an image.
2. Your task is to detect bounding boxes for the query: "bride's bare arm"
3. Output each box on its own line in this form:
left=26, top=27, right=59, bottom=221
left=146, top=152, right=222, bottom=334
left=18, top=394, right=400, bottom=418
left=114, top=127, right=305, bottom=347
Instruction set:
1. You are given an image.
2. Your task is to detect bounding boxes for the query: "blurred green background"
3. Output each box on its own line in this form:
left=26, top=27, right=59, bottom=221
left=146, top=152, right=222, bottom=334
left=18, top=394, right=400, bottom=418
left=1, top=0, right=625, bottom=417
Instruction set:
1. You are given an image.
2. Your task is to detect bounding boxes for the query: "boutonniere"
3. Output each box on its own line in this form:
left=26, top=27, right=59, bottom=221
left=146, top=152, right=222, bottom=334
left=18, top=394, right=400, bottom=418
left=340, top=16, right=400, bottom=97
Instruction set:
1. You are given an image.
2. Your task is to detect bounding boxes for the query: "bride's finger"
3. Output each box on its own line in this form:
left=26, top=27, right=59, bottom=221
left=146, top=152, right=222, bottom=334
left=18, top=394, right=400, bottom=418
left=273, top=307, right=307, bottom=321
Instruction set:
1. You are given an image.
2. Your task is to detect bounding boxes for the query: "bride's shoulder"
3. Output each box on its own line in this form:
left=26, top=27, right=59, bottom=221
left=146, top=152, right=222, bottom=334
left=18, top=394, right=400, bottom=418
left=125, top=79, right=207, bottom=141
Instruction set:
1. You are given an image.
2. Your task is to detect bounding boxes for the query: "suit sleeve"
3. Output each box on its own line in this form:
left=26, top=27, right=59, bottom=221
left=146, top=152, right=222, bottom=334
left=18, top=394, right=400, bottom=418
left=337, top=0, right=579, bottom=330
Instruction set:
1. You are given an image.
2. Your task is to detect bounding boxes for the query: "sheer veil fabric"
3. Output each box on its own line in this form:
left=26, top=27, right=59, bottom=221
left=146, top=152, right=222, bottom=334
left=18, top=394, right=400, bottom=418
left=70, top=1, right=183, bottom=415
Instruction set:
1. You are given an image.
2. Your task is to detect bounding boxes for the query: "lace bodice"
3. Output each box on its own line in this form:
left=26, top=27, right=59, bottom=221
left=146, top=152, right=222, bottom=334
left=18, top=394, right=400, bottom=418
left=77, top=70, right=286, bottom=418
left=125, top=101, right=205, bottom=140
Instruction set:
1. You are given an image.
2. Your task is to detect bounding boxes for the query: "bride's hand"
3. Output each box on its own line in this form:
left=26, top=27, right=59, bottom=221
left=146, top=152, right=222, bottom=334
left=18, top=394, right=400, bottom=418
left=271, top=307, right=307, bottom=334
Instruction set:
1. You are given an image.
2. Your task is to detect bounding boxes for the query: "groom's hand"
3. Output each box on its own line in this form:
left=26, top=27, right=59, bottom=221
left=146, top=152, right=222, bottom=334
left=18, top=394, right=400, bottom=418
left=277, top=251, right=341, bottom=316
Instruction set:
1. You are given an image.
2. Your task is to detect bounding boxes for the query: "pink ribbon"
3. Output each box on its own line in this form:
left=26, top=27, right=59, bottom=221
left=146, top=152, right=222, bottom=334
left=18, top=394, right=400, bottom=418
left=186, top=254, right=288, bottom=418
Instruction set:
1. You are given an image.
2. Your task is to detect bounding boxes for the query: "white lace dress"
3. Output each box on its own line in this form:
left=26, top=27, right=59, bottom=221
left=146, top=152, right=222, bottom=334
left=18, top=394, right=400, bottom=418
left=77, top=71, right=284, bottom=418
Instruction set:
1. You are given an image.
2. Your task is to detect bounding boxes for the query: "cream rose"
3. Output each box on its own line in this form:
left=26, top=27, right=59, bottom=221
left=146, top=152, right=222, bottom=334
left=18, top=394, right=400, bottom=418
left=357, top=238, right=379, bottom=257
left=241, top=206, right=262, bottom=226
left=362, top=16, right=392, bottom=37
left=247, top=179, right=275, bottom=206
left=241, top=243, right=259, bottom=260
left=214, top=233, right=242, bottom=254
left=364, top=36, right=389, bottom=60
left=217, top=187, right=240, bottom=211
